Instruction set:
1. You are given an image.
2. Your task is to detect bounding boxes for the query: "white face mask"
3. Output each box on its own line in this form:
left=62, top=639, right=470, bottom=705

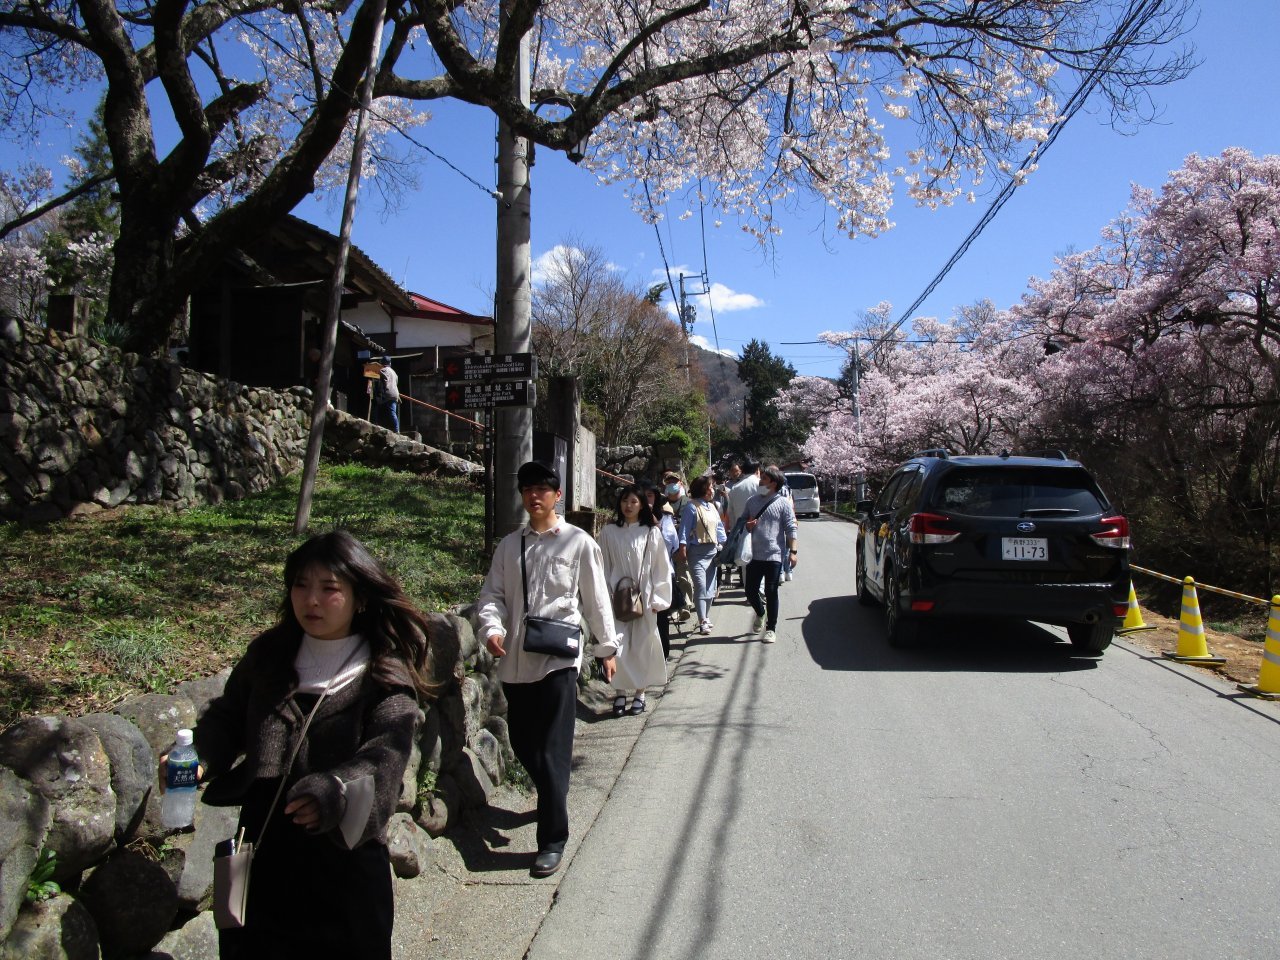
left=665, top=483, right=682, bottom=497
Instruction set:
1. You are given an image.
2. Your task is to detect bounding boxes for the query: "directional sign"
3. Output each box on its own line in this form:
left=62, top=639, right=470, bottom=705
left=441, top=353, right=537, bottom=383
left=444, top=380, right=535, bottom=410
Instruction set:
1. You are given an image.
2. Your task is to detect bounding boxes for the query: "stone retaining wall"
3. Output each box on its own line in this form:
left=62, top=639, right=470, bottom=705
left=0, top=319, right=481, bottom=523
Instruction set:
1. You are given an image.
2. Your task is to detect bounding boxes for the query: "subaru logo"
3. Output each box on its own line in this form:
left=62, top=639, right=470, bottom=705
left=1016, top=521, right=1036, bottom=533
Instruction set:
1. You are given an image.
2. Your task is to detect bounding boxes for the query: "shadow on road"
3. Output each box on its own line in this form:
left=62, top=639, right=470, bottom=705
left=801, top=595, right=1100, bottom=674
left=445, top=801, right=537, bottom=874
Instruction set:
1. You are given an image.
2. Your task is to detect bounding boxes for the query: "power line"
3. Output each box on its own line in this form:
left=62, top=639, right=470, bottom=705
left=887, top=0, right=1164, bottom=337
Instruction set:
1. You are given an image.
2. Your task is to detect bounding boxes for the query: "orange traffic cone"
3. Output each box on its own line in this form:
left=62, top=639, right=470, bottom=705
left=1162, top=577, right=1226, bottom=666
left=1117, top=581, right=1156, bottom=634
left=1237, top=596, right=1280, bottom=700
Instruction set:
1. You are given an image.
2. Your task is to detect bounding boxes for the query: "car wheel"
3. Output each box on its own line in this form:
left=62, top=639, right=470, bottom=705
left=1067, top=620, right=1113, bottom=653
left=884, top=569, right=918, bottom=647
left=856, top=551, right=877, bottom=607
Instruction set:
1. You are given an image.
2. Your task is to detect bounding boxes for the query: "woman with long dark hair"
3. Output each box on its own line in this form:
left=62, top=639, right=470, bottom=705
left=191, top=530, right=434, bottom=959
left=597, top=485, right=673, bottom=715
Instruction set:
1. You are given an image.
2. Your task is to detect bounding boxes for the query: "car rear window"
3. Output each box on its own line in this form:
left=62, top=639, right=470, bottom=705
left=786, top=474, right=817, bottom=490
left=932, top=469, right=1106, bottom=517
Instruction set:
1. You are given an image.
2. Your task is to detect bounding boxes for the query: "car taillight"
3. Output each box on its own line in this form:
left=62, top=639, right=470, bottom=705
left=1090, top=515, right=1130, bottom=549
left=909, top=512, right=961, bottom=544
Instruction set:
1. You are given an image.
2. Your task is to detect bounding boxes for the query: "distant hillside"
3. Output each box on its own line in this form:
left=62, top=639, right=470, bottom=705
left=690, top=342, right=746, bottom=431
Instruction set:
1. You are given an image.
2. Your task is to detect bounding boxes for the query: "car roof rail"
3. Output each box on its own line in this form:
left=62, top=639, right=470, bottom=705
left=1026, top=448, right=1070, bottom=460
left=915, top=448, right=950, bottom=459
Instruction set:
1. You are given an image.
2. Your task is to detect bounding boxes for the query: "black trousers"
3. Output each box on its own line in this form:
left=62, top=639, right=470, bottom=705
left=503, top=666, right=577, bottom=853
left=745, top=559, right=783, bottom=630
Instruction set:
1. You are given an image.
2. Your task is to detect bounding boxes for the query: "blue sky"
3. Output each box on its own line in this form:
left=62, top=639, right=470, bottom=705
left=297, top=0, right=1279, bottom=381
left=10, top=1, right=1278, bottom=381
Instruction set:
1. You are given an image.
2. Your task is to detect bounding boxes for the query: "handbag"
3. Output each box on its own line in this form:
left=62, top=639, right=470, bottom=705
left=611, top=534, right=650, bottom=622
left=212, top=645, right=364, bottom=929
left=520, top=533, right=582, bottom=658
left=337, top=774, right=375, bottom=849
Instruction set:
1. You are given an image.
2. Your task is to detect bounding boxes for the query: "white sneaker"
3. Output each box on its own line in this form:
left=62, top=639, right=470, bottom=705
left=699, top=621, right=713, bottom=635
left=783, top=571, right=792, bottom=582
left=762, top=629, right=777, bottom=644
left=751, top=613, right=765, bottom=633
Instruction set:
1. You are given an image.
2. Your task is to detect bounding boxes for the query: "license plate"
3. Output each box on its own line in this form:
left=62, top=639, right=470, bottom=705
left=1002, top=537, right=1048, bottom=561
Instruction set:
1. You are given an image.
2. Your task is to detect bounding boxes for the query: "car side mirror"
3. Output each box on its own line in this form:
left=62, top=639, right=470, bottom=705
left=856, top=499, right=874, bottom=514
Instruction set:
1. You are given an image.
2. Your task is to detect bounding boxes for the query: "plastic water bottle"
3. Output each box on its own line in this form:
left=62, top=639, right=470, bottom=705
left=161, top=729, right=199, bottom=829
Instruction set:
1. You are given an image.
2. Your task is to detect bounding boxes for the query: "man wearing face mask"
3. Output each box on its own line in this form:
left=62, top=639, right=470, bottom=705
left=742, top=464, right=799, bottom=644
left=662, top=471, right=694, bottom=624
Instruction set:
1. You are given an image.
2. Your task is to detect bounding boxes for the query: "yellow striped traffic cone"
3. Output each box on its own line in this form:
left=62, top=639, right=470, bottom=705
left=1162, top=577, right=1226, bottom=666
left=1237, top=595, right=1280, bottom=700
left=1117, top=581, right=1156, bottom=634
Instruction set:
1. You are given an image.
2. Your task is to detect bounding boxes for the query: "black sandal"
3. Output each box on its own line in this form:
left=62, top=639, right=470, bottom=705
left=628, top=697, right=646, bottom=716
left=613, top=695, right=627, bottom=716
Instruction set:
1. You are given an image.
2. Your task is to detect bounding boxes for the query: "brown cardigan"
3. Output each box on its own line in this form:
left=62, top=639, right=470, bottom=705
left=194, top=629, right=420, bottom=849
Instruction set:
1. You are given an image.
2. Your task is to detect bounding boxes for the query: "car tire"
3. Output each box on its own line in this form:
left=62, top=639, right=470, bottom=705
left=856, top=551, right=877, bottom=607
left=884, top=569, right=918, bottom=648
left=1067, top=620, right=1113, bottom=653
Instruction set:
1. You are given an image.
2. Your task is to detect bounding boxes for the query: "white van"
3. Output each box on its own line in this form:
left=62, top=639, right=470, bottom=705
left=784, top=472, right=821, bottom=518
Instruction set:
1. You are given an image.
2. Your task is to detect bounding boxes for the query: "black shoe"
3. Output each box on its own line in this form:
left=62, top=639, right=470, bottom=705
left=531, top=849, right=563, bottom=878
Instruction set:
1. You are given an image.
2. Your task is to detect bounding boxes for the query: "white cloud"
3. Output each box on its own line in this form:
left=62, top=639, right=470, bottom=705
left=531, top=244, right=621, bottom=287
left=689, top=335, right=737, bottom=358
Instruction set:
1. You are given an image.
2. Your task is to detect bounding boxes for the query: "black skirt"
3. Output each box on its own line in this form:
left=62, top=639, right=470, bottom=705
left=218, top=776, right=393, bottom=960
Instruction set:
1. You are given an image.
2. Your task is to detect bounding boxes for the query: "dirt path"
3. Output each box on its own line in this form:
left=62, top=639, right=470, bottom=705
left=1117, top=606, right=1270, bottom=690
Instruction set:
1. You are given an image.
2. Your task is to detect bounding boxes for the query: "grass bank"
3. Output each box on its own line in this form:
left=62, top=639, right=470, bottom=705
left=0, top=464, right=486, bottom=728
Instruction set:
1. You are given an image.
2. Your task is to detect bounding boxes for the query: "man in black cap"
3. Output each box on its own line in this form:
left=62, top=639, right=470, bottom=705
left=476, top=460, right=620, bottom=877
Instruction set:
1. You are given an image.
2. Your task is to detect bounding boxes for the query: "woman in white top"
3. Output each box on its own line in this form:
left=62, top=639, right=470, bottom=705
left=597, top=486, right=674, bottom=715
left=678, top=475, right=728, bottom=635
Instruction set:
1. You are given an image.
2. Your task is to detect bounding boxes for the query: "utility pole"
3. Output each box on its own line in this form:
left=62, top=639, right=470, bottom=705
left=493, top=4, right=532, bottom=540
left=677, top=272, right=707, bottom=388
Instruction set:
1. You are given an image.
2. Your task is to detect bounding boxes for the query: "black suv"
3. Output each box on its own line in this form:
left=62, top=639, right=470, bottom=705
left=855, top=451, right=1130, bottom=652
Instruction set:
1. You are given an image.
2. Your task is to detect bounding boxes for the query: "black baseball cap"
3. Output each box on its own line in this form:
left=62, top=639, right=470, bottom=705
left=517, top=460, right=561, bottom=490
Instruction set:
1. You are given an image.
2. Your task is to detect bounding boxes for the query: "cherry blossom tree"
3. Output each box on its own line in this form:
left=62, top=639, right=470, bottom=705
left=781, top=301, right=1037, bottom=481
left=0, top=0, right=1192, bottom=354
left=1012, top=148, right=1280, bottom=587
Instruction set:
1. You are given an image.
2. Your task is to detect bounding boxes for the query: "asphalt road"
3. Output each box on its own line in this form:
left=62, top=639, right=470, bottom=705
left=526, top=514, right=1280, bottom=960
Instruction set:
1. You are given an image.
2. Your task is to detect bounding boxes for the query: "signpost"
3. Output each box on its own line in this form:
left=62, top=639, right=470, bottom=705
left=442, top=352, right=537, bottom=552
left=444, top=379, right=535, bottom=410
left=441, top=353, right=537, bottom=384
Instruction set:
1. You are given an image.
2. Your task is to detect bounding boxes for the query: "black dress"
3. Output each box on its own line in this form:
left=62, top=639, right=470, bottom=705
left=218, top=694, right=394, bottom=960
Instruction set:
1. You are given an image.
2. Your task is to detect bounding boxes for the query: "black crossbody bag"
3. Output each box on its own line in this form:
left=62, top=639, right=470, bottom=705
left=520, top=532, right=582, bottom=658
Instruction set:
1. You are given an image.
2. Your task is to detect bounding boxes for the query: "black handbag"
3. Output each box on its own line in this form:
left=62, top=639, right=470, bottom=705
left=520, top=533, right=582, bottom=658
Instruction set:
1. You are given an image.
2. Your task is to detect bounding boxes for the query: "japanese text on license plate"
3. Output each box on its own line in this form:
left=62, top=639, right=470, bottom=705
left=1002, top=537, right=1048, bottom=561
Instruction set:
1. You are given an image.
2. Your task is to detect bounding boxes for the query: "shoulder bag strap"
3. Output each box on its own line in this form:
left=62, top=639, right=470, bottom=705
left=520, top=531, right=530, bottom=611
left=751, top=494, right=777, bottom=523
left=253, top=642, right=364, bottom=851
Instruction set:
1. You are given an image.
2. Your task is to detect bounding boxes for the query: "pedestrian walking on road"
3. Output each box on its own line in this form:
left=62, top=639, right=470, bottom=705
left=663, top=470, right=695, bottom=624
left=641, top=480, right=681, bottom=657
left=678, top=475, right=727, bottom=635
left=598, top=486, right=673, bottom=716
left=190, top=530, right=435, bottom=960
left=476, top=460, right=621, bottom=878
left=742, top=465, right=799, bottom=643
